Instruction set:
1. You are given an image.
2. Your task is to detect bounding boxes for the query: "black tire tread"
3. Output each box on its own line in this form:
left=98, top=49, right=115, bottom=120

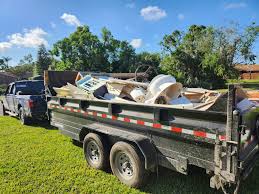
left=110, top=141, right=148, bottom=188
left=83, top=133, right=109, bottom=170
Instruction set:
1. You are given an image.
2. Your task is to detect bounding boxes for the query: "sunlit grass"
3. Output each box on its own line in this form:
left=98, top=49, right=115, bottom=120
left=0, top=116, right=258, bottom=193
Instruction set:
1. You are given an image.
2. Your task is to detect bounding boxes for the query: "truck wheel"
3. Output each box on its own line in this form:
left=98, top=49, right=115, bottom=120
left=110, top=141, right=148, bottom=188
left=0, top=102, right=6, bottom=116
left=83, top=133, right=109, bottom=170
left=19, top=108, right=30, bottom=125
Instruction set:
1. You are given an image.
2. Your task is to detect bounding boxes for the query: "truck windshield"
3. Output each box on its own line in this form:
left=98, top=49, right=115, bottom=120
left=15, top=81, right=45, bottom=95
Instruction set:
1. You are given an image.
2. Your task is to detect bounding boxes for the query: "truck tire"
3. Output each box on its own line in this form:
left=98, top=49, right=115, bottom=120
left=110, top=141, right=148, bottom=188
left=0, top=101, right=6, bottom=116
left=19, top=108, right=30, bottom=125
left=83, top=133, right=109, bottom=170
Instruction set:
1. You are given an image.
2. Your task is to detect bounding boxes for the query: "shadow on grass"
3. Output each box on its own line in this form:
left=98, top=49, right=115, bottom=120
left=141, top=166, right=220, bottom=194
left=30, top=119, right=57, bottom=130
left=140, top=164, right=259, bottom=194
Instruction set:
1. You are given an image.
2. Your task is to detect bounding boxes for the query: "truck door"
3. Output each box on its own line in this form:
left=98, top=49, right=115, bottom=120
left=6, top=84, right=15, bottom=112
left=3, top=84, right=11, bottom=110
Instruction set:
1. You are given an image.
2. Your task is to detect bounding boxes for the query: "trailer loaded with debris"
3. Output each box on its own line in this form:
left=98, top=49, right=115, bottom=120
left=45, top=70, right=259, bottom=193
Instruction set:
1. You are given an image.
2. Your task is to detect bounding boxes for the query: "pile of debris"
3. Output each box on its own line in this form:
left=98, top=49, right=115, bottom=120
left=52, top=73, right=223, bottom=110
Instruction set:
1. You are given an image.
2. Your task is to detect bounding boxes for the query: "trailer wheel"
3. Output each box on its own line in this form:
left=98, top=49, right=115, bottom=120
left=110, top=141, right=148, bottom=188
left=19, top=108, right=30, bottom=125
left=83, top=133, right=108, bottom=170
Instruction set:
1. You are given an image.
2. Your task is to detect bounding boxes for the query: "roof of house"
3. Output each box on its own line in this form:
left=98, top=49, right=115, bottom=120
left=235, top=65, right=259, bottom=72
left=0, top=71, right=17, bottom=78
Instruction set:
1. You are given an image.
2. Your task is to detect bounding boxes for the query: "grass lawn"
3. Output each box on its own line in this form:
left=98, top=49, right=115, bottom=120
left=0, top=116, right=259, bottom=193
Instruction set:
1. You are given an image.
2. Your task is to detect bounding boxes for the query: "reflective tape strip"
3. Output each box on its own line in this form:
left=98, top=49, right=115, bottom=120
left=48, top=104, right=224, bottom=141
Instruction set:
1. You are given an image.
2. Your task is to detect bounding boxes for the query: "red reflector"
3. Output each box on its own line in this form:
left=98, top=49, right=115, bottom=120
left=194, top=131, right=206, bottom=138
left=28, top=100, right=34, bottom=108
left=102, top=114, right=107, bottom=118
left=112, top=115, right=117, bottom=120
left=153, top=123, right=161, bottom=128
left=171, top=127, right=182, bottom=133
left=124, top=117, right=130, bottom=122
left=137, top=120, right=145, bottom=125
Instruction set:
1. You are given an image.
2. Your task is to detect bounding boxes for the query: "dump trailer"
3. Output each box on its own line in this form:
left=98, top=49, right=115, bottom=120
left=45, top=71, right=259, bottom=193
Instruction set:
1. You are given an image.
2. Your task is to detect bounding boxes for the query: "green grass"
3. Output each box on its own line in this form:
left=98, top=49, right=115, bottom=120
left=0, top=116, right=259, bottom=193
left=228, top=79, right=259, bottom=84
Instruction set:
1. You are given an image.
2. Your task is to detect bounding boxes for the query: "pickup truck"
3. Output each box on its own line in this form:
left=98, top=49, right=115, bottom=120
left=45, top=71, right=259, bottom=193
left=0, top=80, right=47, bottom=124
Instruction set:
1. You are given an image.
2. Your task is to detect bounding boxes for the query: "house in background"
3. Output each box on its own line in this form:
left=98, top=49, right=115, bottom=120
left=235, top=65, right=259, bottom=79
left=0, top=71, right=17, bottom=85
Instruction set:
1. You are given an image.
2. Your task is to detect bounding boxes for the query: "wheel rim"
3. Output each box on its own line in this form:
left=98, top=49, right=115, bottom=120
left=115, top=151, right=134, bottom=180
left=86, top=140, right=100, bottom=164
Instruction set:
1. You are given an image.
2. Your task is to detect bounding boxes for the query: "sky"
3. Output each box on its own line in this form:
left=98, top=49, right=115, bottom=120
left=0, top=0, right=258, bottom=65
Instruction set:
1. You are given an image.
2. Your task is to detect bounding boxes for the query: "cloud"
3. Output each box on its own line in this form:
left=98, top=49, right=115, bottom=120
left=126, top=2, right=135, bottom=8
left=224, top=2, right=247, bottom=9
left=140, top=6, right=167, bottom=21
left=177, top=13, right=185, bottom=20
left=8, top=27, right=48, bottom=48
left=0, top=42, right=12, bottom=52
left=60, top=13, right=81, bottom=26
left=0, top=27, right=48, bottom=52
left=50, top=22, right=56, bottom=29
left=130, top=38, right=143, bottom=48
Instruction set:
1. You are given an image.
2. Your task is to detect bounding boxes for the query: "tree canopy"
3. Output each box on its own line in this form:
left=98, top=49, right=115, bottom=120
left=0, top=57, right=11, bottom=70
left=51, top=26, right=137, bottom=73
left=3, top=23, right=259, bottom=89
left=35, top=44, right=52, bottom=75
left=160, top=24, right=259, bottom=88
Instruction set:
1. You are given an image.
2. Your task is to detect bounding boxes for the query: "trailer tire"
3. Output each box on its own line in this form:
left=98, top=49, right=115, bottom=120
left=19, top=108, right=30, bottom=125
left=83, top=133, right=109, bottom=170
left=110, top=141, right=148, bottom=188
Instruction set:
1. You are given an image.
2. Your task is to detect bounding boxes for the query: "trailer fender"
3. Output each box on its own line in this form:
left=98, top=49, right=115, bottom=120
left=79, top=125, right=157, bottom=170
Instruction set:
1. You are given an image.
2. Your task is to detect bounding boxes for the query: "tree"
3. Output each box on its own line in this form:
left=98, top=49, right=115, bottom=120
left=35, top=44, right=52, bottom=75
left=6, top=54, right=34, bottom=78
left=19, top=54, right=33, bottom=65
left=160, top=24, right=259, bottom=89
left=51, top=25, right=138, bottom=73
left=136, top=52, right=161, bottom=69
left=0, top=56, right=11, bottom=70
left=52, top=26, right=107, bottom=71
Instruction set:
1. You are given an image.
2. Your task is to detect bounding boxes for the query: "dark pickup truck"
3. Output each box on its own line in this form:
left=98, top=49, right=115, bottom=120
left=0, top=80, right=47, bottom=124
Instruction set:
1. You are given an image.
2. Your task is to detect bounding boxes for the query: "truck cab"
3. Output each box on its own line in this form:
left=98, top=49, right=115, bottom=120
left=1, top=80, right=47, bottom=124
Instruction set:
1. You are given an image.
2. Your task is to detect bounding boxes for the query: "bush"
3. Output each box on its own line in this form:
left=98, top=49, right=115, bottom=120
left=0, top=84, right=7, bottom=96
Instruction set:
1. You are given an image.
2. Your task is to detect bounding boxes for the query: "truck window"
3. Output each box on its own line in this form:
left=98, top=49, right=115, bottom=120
left=11, top=85, right=16, bottom=95
left=15, top=81, right=44, bottom=95
left=6, top=84, right=13, bottom=95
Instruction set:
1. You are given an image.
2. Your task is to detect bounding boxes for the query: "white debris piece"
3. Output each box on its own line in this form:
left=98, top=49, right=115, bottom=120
left=145, top=75, right=182, bottom=104
left=130, top=87, right=146, bottom=102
